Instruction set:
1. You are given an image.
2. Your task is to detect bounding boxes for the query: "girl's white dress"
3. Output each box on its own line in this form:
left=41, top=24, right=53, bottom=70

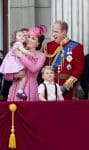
left=0, top=42, right=24, bottom=74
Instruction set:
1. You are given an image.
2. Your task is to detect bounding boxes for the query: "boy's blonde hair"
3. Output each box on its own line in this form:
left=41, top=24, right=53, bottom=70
left=41, top=65, right=54, bottom=75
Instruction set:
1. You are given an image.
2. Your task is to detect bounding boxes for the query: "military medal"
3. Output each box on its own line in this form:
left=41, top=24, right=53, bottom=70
left=66, top=55, right=73, bottom=62
left=66, top=55, right=72, bottom=70
left=66, top=47, right=73, bottom=70
left=66, top=64, right=72, bottom=70
left=67, top=48, right=72, bottom=55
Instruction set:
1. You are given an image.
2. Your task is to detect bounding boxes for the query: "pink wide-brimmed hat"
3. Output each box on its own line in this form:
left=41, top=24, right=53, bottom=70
left=28, top=25, right=47, bottom=36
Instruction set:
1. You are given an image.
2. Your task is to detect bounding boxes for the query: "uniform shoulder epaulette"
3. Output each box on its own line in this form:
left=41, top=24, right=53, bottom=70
left=47, top=41, right=55, bottom=46
left=43, top=41, right=54, bottom=52
left=71, top=40, right=80, bottom=45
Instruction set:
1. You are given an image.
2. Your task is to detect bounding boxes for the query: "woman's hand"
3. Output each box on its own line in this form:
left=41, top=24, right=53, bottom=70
left=19, top=49, right=37, bottom=59
left=19, top=48, right=26, bottom=54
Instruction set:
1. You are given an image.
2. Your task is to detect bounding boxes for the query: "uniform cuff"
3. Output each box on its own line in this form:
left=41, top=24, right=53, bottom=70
left=63, top=76, right=77, bottom=90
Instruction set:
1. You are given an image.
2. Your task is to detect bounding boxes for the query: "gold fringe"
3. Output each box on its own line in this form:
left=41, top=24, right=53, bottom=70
left=63, top=76, right=77, bottom=90
left=44, top=44, right=61, bottom=58
left=44, top=37, right=70, bottom=58
left=8, top=104, right=17, bottom=149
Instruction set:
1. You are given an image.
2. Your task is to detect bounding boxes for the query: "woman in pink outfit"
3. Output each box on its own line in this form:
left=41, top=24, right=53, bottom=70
left=6, top=25, right=47, bottom=101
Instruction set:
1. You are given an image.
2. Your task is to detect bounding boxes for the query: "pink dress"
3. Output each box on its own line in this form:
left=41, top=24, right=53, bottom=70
left=6, top=51, right=46, bottom=101
left=0, top=42, right=24, bottom=74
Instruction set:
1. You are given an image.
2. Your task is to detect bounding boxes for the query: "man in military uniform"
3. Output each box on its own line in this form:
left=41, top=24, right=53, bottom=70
left=44, top=20, right=85, bottom=100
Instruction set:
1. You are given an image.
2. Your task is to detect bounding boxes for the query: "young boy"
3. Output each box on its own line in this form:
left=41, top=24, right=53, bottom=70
left=38, top=65, right=64, bottom=101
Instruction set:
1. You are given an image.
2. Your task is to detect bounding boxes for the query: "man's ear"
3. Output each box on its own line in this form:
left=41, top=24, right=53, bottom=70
left=62, top=30, right=66, bottom=35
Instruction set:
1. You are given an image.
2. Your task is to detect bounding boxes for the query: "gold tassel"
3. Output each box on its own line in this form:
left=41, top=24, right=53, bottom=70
left=9, top=132, right=16, bottom=148
left=8, top=104, right=17, bottom=149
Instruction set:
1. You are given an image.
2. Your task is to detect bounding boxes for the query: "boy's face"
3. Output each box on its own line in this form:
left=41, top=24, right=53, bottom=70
left=42, top=69, right=55, bottom=82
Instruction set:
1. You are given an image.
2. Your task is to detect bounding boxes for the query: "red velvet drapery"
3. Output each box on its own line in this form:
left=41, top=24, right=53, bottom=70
left=0, top=101, right=89, bottom=150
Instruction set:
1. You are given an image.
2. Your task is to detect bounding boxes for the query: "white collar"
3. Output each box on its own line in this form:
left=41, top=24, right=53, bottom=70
left=44, top=81, right=54, bottom=85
